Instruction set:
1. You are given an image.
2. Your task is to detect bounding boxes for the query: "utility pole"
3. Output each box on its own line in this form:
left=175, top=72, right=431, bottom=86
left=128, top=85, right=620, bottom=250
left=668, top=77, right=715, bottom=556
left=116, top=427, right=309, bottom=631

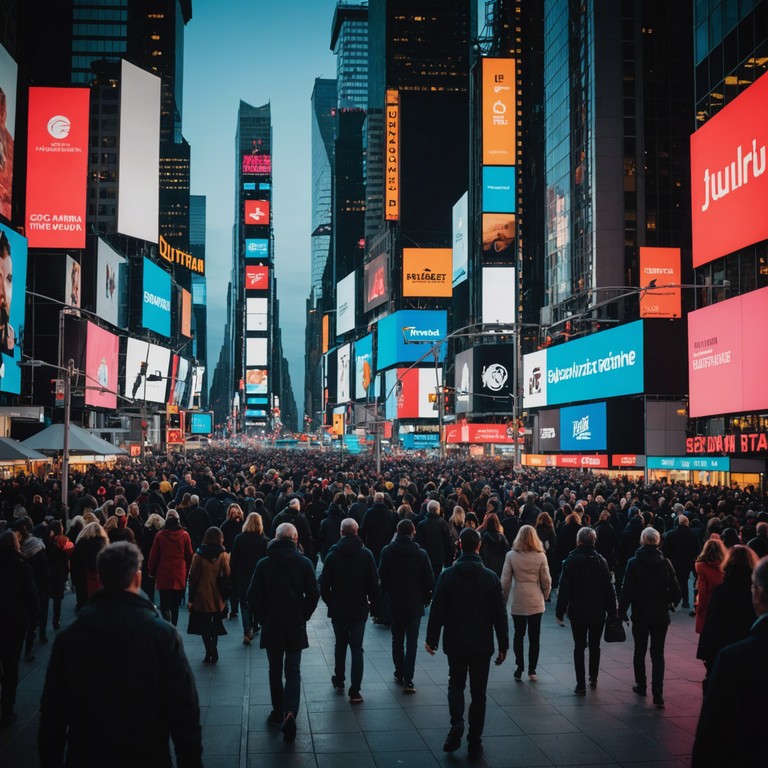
left=60, top=358, right=74, bottom=526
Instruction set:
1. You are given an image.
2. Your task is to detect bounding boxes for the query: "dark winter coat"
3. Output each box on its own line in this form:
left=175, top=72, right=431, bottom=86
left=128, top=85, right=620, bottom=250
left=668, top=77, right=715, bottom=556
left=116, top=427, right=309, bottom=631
left=184, top=505, right=211, bottom=551
left=247, top=538, right=319, bottom=652
left=71, top=536, right=106, bottom=603
left=318, top=504, right=345, bottom=561
left=594, top=519, right=619, bottom=572
left=501, top=514, right=521, bottom=545
left=269, top=507, right=314, bottom=558
left=619, top=545, right=681, bottom=625
left=229, top=531, right=268, bottom=595
left=553, top=517, right=581, bottom=580
left=359, top=501, right=398, bottom=563
left=39, top=590, right=202, bottom=768
left=519, top=501, right=541, bottom=526
left=556, top=544, right=617, bottom=623
left=148, top=523, right=194, bottom=591
left=479, top=530, right=510, bottom=577
left=21, top=535, right=50, bottom=595
left=46, top=536, right=72, bottom=600
left=415, top=511, right=455, bottom=569
left=378, top=534, right=434, bottom=620
left=220, top=518, right=243, bottom=553
left=205, top=491, right=235, bottom=528
left=662, top=524, right=701, bottom=573
left=0, top=548, right=38, bottom=653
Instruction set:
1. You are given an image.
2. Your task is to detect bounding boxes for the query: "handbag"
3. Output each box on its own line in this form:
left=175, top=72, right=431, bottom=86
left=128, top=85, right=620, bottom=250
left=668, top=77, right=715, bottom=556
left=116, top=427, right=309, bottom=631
left=603, top=616, right=626, bottom=643
left=216, top=558, right=232, bottom=600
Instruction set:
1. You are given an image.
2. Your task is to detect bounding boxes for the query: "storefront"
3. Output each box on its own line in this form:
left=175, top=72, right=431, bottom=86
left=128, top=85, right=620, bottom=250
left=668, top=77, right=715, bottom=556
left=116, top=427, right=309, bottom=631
left=646, top=456, right=730, bottom=486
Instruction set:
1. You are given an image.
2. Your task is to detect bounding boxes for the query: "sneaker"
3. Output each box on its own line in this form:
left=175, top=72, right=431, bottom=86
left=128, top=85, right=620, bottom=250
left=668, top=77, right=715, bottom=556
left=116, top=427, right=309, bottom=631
left=403, top=681, right=416, bottom=694
left=282, top=712, right=297, bottom=743
left=348, top=691, right=364, bottom=704
left=528, top=672, right=537, bottom=681
left=467, top=740, right=484, bottom=761
left=443, top=724, right=464, bottom=752
left=267, top=711, right=282, bottom=725
left=513, top=667, right=523, bottom=681
left=633, top=684, right=647, bottom=696
left=331, top=675, right=345, bottom=694
left=574, top=685, right=586, bottom=696
left=393, top=673, right=404, bottom=685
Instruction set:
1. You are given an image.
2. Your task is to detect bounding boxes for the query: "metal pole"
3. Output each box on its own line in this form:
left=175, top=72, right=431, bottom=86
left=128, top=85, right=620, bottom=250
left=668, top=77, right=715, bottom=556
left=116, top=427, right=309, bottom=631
left=513, top=327, right=521, bottom=470
left=61, top=358, right=74, bottom=527
left=375, top=424, right=381, bottom=475
left=435, top=348, right=445, bottom=461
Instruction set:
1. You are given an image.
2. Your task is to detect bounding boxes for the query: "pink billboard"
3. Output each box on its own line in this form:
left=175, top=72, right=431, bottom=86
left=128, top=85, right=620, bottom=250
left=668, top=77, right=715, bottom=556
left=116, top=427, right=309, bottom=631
left=85, top=322, right=119, bottom=409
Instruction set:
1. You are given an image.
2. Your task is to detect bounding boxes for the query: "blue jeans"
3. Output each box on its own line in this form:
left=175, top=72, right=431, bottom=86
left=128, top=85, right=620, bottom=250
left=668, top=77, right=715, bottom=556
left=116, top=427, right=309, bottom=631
left=238, top=593, right=254, bottom=633
left=391, top=615, right=421, bottom=682
left=266, top=648, right=302, bottom=717
left=332, top=619, right=367, bottom=694
left=447, top=653, right=491, bottom=744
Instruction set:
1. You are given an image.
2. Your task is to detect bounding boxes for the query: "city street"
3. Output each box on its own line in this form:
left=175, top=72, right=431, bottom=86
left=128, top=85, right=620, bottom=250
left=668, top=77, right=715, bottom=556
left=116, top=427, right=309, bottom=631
left=1, top=588, right=702, bottom=768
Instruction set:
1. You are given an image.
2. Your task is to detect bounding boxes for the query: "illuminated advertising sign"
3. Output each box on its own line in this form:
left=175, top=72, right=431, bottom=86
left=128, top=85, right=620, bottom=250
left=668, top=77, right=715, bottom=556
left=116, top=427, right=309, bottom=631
left=418, top=367, right=441, bottom=419
left=452, top=192, right=469, bottom=286
left=482, top=58, right=516, bottom=166
left=159, top=235, right=204, bottom=275
left=84, top=322, right=118, bottom=409
left=385, top=90, right=399, bottom=220
left=118, top=60, right=161, bottom=243
left=482, top=166, right=516, bottom=213
left=538, top=409, right=560, bottom=451
left=612, top=455, right=640, bottom=467
left=337, top=343, right=351, bottom=402
left=96, top=239, right=126, bottom=327
left=26, top=87, right=89, bottom=248
left=170, top=357, right=189, bottom=407
left=557, top=454, right=609, bottom=469
left=336, top=271, right=356, bottom=335
left=246, top=297, right=268, bottom=331
left=523, top=321, right=644, bottom=407
left=142, top=258, right=171, bottom=337
left=639, top=247, right=681, bottom=318
left=322, top=314, right=329, bottom=354
left=124, top=338, right=170, bottom=404
left=180, top=289, right=192, bottom=338
left=377, top=310, right=447, bottom=370
left=246, top=337, right=267, bottom=366
left=354, top=334, right=373, bottom=400
left=560, top=402, right=607, bottom=451
left=455, top=349, right=472, bottom=414
left=0, top=224, right=27, bottom=394
left=244, top=200, right=270, bottom=226
left=444, top=423, right=516, bottom=444
left=0, top=44, right=17, bottom=221
left=242, top=154, right=272, bottom=175
left=691, top=69, right=768, bottom=268
left=482, top=213, right=516, bottom=258
left=687, top=433, right=768, bottom=456
left=189, top=412, right=213, bottom=435
left=65, top=256, right=81, bottom=310
left=402, top=249, right=452, bottom=297
left=648, top=456, right=730, bottom=471
left=687, top=286, right=768, bottom=417
left=246, top=368, right=268, bottom=394
left=402, top=433, right=440, bottom=450
left=384, top=367, right=441, bottom=420
left=456, top=345, right=514, bottom=415
left=245, top=265, right=269, bottom=290
left=245, top=239, right=269, bottom=259
left=364, top=252, right=389, bottom=311
left=482, top=267, right=516, bottom=324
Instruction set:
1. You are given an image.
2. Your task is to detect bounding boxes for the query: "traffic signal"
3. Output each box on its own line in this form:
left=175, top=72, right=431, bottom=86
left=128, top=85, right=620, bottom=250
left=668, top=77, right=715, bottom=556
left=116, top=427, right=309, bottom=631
left=442, top=388, right=454, bottom=415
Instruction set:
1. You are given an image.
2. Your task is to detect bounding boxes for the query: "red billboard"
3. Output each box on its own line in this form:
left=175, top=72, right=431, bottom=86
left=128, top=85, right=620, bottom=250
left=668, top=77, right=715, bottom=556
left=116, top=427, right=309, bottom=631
left=25, top=87, right=89, bottom=248
left=242, top=154, right=271, bottom=175
left=245, top=265, right=269, bottom=290
left=85, top=322, right=118, bottom=409
left=639, top=247, right=681, bottom=318
left=690, top=70, right=768, bottom=268
left=444, top=423, right=516, bottom=444
left=244, top=200, right=270, bottom=226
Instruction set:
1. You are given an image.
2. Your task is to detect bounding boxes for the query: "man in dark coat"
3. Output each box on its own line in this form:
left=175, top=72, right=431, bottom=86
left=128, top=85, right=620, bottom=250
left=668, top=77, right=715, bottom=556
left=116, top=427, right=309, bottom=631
left=204, top=481, right=236, bottom=527
left=747, top=521, right=768, bottom=559
left=556, top=527, right=618, bottom=693
left=692, top=554, right=768, bottom=767
left=426, top=528, right=509, bottom=762
left=319, top=518, right=382, bottom=703
left=519, top=493, right=541, bottom=526
left=270, top=498, right=315, bottom=565
left=247, top=522, right=319, bottom=743
left=619, top=526, right=681, bottom=708
left=184, top=495, right=211, bottom=551
left=379, top=519, right=434, bottom=692
left=662, top=514, right=701, bottom=608
left=359, top=492, right=398, bottom=564
left=318, top=503, right=345, bottom=561
left=39, top=542, right=202, bottom=767
left=415, top=499, right=455, bottom=583
left=12, top=517, right=50, bottom=655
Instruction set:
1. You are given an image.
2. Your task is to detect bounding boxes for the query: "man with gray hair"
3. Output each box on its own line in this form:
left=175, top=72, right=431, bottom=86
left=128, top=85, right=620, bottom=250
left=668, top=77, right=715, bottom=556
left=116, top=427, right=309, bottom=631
left=270, top=497, right=314, bottom=564
left=320, top=518, right=382, bottom=702
left=556, top=527, right=618, bottom=694
left=416, top=499, right=455, bottom=583
left=619, top=527, right=681, bottom=707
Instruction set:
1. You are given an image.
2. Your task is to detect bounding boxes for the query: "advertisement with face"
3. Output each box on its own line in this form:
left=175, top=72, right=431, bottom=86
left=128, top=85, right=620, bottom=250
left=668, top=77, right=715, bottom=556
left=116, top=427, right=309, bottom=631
left=85, top=322, right=119, bottom=409
left=560, top=402, right=607, bottom=451
left=244, top=200, right=270, bottom=226
left=96, top=239, right=125, bottom=327
left=336, top=271, right=356, bottom=335
left=364, top=253, right=389, bottom=311
left=245, top=264, right=269, bottom=290
left=246, top=368, right=268, bottom=395
left=245, top=239, right=269, bottom=259
left=639, top=247, right=681, bottom=318
left=523, top=348, right=548, bottom=408
left=354, top=334, right=373, bottom=400
left=246, top=297, right=268, bottom=332
left=337, top=343, right=351, bottom=402
left=142, top=258, right=171, bottom=336
left=537, top=409, right=560, bottom=452
left=452, top=192, right=469, bottom=287
left=246, top=337, right=267, bottom=366
left=482, top=166, right=516, bottom=213
left=482, top=58, right=516, bottom=166
left=0, top=224, right=26, bottom=394
left=0, top=44, right=17, bottom=222
left=482, top=213, right=516, bottom=258
left=65, top=255, right=81, bottom=311
left=482, top=267, right=516, bottom=324
left=124, top=338, right=170, bottom=404
left=376, top=310, right=447, bottom=370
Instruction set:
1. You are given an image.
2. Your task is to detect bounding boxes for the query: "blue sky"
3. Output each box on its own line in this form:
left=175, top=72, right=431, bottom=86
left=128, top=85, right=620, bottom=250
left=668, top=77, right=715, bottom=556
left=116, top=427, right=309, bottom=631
left=183, top=0, right=338, bottom=416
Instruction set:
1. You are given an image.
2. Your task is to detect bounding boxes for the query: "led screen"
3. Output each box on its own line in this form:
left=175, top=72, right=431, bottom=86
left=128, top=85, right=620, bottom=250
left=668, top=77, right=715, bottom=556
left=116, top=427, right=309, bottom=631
left=336, top=271, right=356, bottom=335
left=180, top=289, right=192, bottom=338
left=364, top=253, right=389, bottom=311
left=142, top=258, right=171, bottom=337
left=455, top=349, right=473, bottom=414
left=26, top=87, right=89, bottom=248
left=337, top=343, right=351, bottom=402
left=538, top=408, right=560, bottom=451
left=245, top=239, right=269, bottom=259
left=245, top=264, right=269, bottom=290
left=482, top=213, right=516, bottom=258
left=482, top=58, right=516, bottom=165
left=482, top=166, right=516, bottom=213
left=639, top=247, right=681, bottom=318
left=244, top=200, right=270, bottom=226
left=96, top=239, right=126, bottom=326
left=560, top=402, right=607, bottom=451
left=169, top=356, right=189, bottom=407
left=482, top=267, right=516, bottom=324
left=242, top=154, right=271, bottom=175
left=354, top=334, right=373, bottom=400
left=402, top=249, right=452, bottom=297
left=452, top=192, right=469, bottom=286
left=0, top=223, right=27, bottom=394
left=246, top=297, right=268, bottom=332
left=383, top=367, right=440, bottom=420
left=65, top=255, right=81, bottom=310
left=377, top=310, right=447, bottom=370
left=124, top=338, right=170, bottom=404
left=246, top=337, right=267, bottom=366
left=189, top=411, right=213, bottom=435
left=118, top=60, right=160, bottom=243
left=84, top=322, right=119, bottom=409
left=0, top=44, right=17, bottom=221
left=246, top=368, right=268, bottom=394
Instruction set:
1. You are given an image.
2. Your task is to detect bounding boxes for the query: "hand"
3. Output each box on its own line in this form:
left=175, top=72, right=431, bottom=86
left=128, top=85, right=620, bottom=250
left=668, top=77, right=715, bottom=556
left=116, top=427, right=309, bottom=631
left=424, top=642, right=436, bottom=656
left=494, top=649, right=507, bottom=666
left=555, top=616, right=565, bottom=627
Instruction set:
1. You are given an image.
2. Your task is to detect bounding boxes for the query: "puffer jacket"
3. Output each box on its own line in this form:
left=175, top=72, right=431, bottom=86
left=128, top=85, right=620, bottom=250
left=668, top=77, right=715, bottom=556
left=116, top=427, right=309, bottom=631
left=501, top=548, right=552, bottom=616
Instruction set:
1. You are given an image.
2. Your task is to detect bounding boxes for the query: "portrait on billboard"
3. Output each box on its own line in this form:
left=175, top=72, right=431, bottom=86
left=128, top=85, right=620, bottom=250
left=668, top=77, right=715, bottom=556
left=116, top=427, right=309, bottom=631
left=246, top=368, right=268, bottom=395
left=65, top=255, right=81, bottom=311
left=482, top=213, right=516, bottom=257
left=0, top=224, right=27, bottom=393
left=354, top=334, right=373, bottom=400
left=337, top=344, right=351, bottom=403
left=96, top=239, right=125, bottom=327
left=0, top=44, right=17, bottom=222
left=171, top=357, right=189, bottom=407
left=85, top=322, right=118, bottom=410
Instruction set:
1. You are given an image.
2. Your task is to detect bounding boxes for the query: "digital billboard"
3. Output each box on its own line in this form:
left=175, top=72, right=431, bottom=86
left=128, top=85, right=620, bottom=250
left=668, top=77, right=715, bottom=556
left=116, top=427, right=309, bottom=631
left=246, top=337, right=267, bottom=366
left=84, top=322, right=118, bottom=409
left=337, top=343, right=351, bottom=403
left=189, top=411, right=213, bottom=435
left=639, top=247, right=681, bottom=318
left=26, top=87, right=89, bottom=248
left=96, top=239, right=126, bottom=327
left=159, top=236, right=204, bottom=275
left=445, top=423, right=516, bottom=444
left=180, top=289, right=192, bottom=338
left=482, top=58, right=516, bottom=166
left=402, top=249, right=452, bottom=297
left=455, top=345, right=514, bottom=414
left=354, top=334, right=373, bottom=400
left=377, top=309, right=447, bottom=370
left=452, top=192, right=469, bottom=287
left=124, top=338, right=170, bottom=404
left=691, top=69, right=768, bottom=268
left=170, top=356, right=189, bottom=407
left=336, top=270, right=356, bottom=335
left=384, top=367, right=440, bottom=420
left=242, top=154, right=271, bottom=175
left=538, top=408, right=560, bottom=451
left=522, top=321, right=644, bottom=408
left=118, top=60, right=160, bottom=243
left=245, top=239, right=269, bottom=259
left=482, top=213, right=516, bottom=258
left=246, top=297, right=268, bottom=332
left=0, top=44, right=17, bottom=222
left=364, top=252, right=389, bottom=311
left=65, top=255, right=81, bottom=310
left=482, top=166, right=516, bottom=213
left=142, top=258, right=171, bottom=337
left=0, top=224, right=26, bottom=394
left=385, top=90, right=399, bottom=220
left=560, top=402, right=607, bottom=451
left=455, top=349, right=473, bottom=414
left=482, top=267, right=516, bottom=324
left=245, top=199, right=270, bottom=226
left=246, top=368, right=268, bottom=395
left=245, top=264, right=269, bottom=290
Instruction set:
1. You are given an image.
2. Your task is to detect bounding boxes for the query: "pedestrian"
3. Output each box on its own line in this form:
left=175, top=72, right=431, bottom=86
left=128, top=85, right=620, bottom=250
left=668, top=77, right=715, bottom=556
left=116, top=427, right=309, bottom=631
left=619, top=527, right=681, bottom=708
left=247, top=522, right=319, bottom=743
left=360, top=491, right=398, bottom=565
left=500, top=524, right=552, bottom=681
left=555, top=527, right=618, bottom=693
left=148, top=509, right=193, bottom=626
left=319, top=518, right=382, bottom=703
left=426, top=527, right=509, bottom=762
left=230, top=511, right=268, bottom=644
left=12, top=518, right=50, bottom=656
left=662, top=514, right=701, bottom=609
left=415, top=499, right=455, bottom=583
left=185, top=494, right=211, bottom=551
left=317, top=502, right=344, bottom=561
left=140, top=512, right=165, bottom=604
left=39, top=542, right=202, bottom=767
left=747, top=521, right=768, bottom=559
left=535, top=511, right=557, bottom=589
left=478, top=512, right=510, bottom=577
left=594, top=509, right=619, bottom=575
left=70, top=521, right=108, bottom=612
left=187, top=526, right=230, bottom=664
left=378, top=518, right=434, bottom=693
left=552, top=509, right=581, bottom=587
left=221, top=503, right=244, bottom=619
left=693, top=536, right=726, bottom=635
left=44, top=521, right=72, bottom=633
left=270, top=497, right=314, bottom=565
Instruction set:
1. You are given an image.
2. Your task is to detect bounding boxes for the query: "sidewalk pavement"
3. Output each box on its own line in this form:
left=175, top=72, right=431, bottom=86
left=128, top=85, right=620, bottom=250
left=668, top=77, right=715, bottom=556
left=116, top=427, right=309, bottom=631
left=0, top=590, right=702, bottom=768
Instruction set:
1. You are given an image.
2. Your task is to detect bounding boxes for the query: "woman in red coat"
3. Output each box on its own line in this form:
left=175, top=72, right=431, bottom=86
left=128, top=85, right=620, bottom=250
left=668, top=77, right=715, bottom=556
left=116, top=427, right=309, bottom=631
left=148, top=510, right=193, bottom=626
left=694, top=536, right=725, bottom=635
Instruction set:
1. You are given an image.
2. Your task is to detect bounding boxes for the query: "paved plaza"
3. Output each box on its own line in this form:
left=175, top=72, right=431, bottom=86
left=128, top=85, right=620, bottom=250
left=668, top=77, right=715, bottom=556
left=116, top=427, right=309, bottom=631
left=0, top=588, right=703, bottom=768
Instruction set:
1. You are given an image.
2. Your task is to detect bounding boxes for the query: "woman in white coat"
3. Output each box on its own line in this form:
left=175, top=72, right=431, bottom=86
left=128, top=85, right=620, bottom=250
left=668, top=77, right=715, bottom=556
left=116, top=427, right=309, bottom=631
left=501, top=524, right=552, bottom=680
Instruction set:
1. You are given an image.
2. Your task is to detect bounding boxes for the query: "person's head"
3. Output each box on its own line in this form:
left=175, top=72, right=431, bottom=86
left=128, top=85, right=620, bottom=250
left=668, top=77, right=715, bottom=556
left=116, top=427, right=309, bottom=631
left=513, top=524, right=544, bottom=553
left=97, top=542, right=142, bottom=593
left=0, top=528, right=20, bottom=553
left=10, top=517, right=32, bottom=540
left=427, top=499, right=440, bottom=516
left=640, top=527, right=661, bottom=547
left=340, top=518, right=359, bottom=537
left=145, top=513, right=164, bottom=531
left=397, top=518, right=415, bottom=538
left=676, top=514, right=689, bottom=527
left=202, top=526, right=223, bottom=547
left=465, top=512, right=479, bottom=529
left=598, top=509, right=610, bottom=523
left=397, top=503, right=413, bottom=519
left=103, top=515, right=118, bottom=532
left=697, top=536, right=726, bottom=565
left=536, top=511, right=554, bottom=531
left=0, top=230, right=13, bottom=328
left=227, top=503, right=244, bottom=522
left=374, top=492, right=384, bottom=503
left=288, top=498, right=301, bottom=511
left=242, top=512, right=263, bottom=535
left=275, top=522, right=298, bottom=543
left=459, top=527, right=481, bottom=554
left=481, top=512, right=502, bottom=534
left=751, top=556, right=768, bottom=616
left=757, top=521, right=768, bottom=538
left=576, top=526, right=597, bottom=547
left=49, top=520, right=63, bottom=538
left=723, top=544, right=758, bottom=581
left=76, top=521, right=108, bottom=544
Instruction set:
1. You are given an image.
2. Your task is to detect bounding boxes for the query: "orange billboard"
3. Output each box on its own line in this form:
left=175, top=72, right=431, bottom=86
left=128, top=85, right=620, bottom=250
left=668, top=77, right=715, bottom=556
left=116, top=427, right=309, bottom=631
left=482, top=58, right=516, bottom=166
left=385, top=90, right=399, bottom=221
left=322, top=313, right=329, bottom=354
left=180, top=288, right=192, bottom=338
left=403, top=248, right=452, bottom=297
left=639, top=247, right=681, bottom=318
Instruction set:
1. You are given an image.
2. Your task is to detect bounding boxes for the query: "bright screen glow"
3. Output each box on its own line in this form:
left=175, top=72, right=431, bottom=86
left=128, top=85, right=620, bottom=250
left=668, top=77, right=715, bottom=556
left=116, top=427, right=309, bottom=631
left=142, top=258, right=171, bottom=337
left=85, top=322, right=119, bottom=409
left=336, top=271, right=356, bottom=335
left=124, top=338, right=170, bottom=404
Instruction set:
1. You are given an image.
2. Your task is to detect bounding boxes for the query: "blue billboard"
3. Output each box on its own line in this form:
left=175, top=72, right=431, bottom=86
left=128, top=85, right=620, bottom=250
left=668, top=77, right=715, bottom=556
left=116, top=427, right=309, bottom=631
left=0, top=224, right=28, bottom=394
left=403, top=433, right=440, bottom=450
left=377, top=310, right=448, bottom=370
left=647, top=456, right=730, bottom=471
left=189, top=411, right=213, bottom=435
left=245, top=239, right=269, bottom=259
left=142, top=258, right=171, bottom=337
left=482, top=166, right=516, bottom=213
left=559, top=402, right=607, bottom=451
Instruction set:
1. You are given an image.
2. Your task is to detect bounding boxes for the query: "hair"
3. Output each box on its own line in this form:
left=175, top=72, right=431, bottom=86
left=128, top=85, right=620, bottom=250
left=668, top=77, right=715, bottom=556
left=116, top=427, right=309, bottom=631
left=598, top=509, right=611, bottom=522
left=465, top=512, right=479, bottom=529
left=103, top=516, right=118, bottom=532
left=374, top=492, right=384, bottom=502
left=227, top=503, right=244, bottom=521
left=275, top=522, right=297, bottom=540
left=190, top=494, right=200, bottom=505
left=480, top=512, right=502, bottom=535
left=98, top=542, right=142, bottom=591
left=202, top=526, right=223, bottom=546
left=577, top=526, right=597, bottom=547
left=514, top=524, right=544, bottom=553
left=49, top=520, right=63, bottom=537
left=340, top=518, right=359, bottom=536
left=697, top=537, right=726, bottom=565
left=427, top=499, right=440, bottom=515
left=242, top=512, right=263, bottom=535
left=640, top=527, right=661, bottom=546
left=82, top=511, right=97, bottom=525
left=723, top=544, right=758, bottom=581
left=0, top=529, right=19, bottom=552
left=449, top=505, right=465, bottom=528
left=397, top=503, right=413, bottom=519
left=459, top=527, right=481, bottom=553
left=76, top=521, right=108, bottom=544
left=754, top=555, right=768, bottom=593
left=676, top=514, right=689, bottom=527
left=145, top=513, right=164, bottom=531
left=536, top=511, right=554, bottom=531
left=397, top=518, right=415, bottom=536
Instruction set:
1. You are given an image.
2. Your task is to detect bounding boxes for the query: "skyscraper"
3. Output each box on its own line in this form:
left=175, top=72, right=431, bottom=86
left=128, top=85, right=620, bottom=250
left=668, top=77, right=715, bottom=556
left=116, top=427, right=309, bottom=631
left=190, top=194, right=208, bottom=406
left=332, top=1, right=369, bottom=110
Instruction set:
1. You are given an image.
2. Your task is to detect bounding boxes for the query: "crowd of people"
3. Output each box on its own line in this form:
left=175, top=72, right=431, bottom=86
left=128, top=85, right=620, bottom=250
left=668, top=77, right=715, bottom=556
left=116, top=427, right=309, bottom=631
left=0, top=448, right=766, bottom=766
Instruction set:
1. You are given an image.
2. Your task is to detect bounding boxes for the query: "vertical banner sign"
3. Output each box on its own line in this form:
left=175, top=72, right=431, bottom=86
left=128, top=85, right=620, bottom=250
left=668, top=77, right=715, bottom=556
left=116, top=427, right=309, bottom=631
left=639, top=247, right=681, bottom=318
left=0, top=44, right=17, bottom=222
left=180, top=288, right=192, bottom=338
left=483, top=58, right=516, bottom=166
left=385, top=90, right=399, bottom=221
left=26, top=88, right=89, bottom=247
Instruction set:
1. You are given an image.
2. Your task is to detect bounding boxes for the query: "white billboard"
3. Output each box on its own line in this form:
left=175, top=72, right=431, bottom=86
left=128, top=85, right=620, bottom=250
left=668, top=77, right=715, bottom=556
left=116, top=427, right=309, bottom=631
left=337, top=343, right=351, bottom=403
left=336, top=270, right=356, bottom=336
left=124, top=338, right=170, bottom=404
left=452, top=191, right=469, bottom=286
left=482, top=266, right=516, bottom=325
left=96, top=238, right=126, bottom=326
left=522, top=348, right=548, bottom=409
left=118, top=60, right=161, bottom=242
left=246, top=337, right=267, bottom=366
left=418, top=366, right=442, bottom=419
left=246, top=297, right=268, bottom=331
